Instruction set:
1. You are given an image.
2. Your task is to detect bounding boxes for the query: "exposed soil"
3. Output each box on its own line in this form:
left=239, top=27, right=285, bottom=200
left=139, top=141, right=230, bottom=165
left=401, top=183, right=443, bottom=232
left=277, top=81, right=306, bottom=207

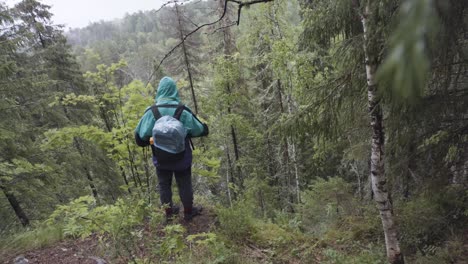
left=2, top=236, right=101, bottom=264
left=179, top=208, right=218, bottom=235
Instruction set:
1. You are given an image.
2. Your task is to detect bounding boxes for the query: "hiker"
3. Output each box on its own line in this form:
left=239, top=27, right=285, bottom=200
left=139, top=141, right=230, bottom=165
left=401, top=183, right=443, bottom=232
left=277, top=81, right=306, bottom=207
left=134, top=76, right=209, bottom=221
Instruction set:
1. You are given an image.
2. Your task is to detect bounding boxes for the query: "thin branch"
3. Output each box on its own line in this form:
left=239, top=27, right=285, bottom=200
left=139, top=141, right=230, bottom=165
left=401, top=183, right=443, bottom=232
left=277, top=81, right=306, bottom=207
left=155, top=0, right=178, bottom=13
left=144, top=0, right=275, bottom=87
left=206, top=21, right=238, bottom=35
left=182, top=12, right=200, bottom=28
left=144, top=0, right=232, bottom=87
left=235, top=0, right=275, bottom=25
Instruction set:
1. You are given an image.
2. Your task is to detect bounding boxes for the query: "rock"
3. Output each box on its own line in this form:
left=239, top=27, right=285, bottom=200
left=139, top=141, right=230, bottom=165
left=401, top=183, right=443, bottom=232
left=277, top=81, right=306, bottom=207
left=89, top=256, right=107, bottom=264
left=13, top=255, right=29, bottom=264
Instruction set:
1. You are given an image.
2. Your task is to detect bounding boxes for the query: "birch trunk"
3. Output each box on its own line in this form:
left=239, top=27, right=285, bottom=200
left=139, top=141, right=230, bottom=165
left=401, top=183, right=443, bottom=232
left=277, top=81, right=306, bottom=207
left=286, top=91, right=301, bottom=204
left=360, top=3, right=404, bottom=264
left=287, top=139, right=300, bottom=203
left=451, top=148, right=468, bottom=185
left=350, top=163, right=363, bottom=199
left=279, top=79, right=301, bottom=204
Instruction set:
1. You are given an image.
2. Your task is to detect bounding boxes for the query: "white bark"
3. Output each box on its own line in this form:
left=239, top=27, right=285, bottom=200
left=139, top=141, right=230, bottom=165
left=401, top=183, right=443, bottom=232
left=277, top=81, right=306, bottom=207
left=350, top=163, right=362, bottom=198
left=291, top=141, right=301, bottom=203
left=451, top=149, right=468, bottom=185
left=287, top=92, right=301, bottom=203
left=360, top=3, right=404, bottom=264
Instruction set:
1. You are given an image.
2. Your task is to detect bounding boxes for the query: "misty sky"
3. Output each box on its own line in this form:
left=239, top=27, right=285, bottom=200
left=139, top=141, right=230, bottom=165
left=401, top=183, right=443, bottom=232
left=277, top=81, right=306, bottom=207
left=5, top=0, right=168, bottom=28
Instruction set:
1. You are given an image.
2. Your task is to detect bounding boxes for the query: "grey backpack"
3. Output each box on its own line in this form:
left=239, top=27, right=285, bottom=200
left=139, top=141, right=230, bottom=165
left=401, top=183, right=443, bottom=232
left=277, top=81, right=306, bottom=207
left=148, top=104, right=187, bottom=161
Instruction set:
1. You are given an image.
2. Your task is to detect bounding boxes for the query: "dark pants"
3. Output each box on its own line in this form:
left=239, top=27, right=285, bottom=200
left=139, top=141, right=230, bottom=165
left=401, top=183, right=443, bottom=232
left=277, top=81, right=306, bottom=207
left=156, top=167, right=193, bottom=211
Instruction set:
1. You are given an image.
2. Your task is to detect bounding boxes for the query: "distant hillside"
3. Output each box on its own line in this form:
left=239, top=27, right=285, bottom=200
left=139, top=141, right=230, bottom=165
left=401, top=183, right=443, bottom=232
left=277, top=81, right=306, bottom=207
left=66, top=0, right=219, bottom=81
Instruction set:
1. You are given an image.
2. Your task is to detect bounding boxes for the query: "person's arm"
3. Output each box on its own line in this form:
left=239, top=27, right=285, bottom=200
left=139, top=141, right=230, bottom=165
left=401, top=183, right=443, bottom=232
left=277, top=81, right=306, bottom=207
left=182, top=108, right=208, bottom=138
left=134, top=110, right=155, bottom=146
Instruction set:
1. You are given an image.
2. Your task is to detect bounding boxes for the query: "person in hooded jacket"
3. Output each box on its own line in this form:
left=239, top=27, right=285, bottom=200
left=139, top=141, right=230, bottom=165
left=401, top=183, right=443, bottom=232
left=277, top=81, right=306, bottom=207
left=134, top=76, right=209, bottom=221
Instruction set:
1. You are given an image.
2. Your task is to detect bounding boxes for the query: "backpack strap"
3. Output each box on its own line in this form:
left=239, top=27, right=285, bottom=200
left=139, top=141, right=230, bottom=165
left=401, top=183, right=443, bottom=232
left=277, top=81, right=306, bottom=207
left=145, top=103, right=186, bottom=120
left=189, top=138, right=195, bottom=150
left=173, top=103, right=185, bottom=120
left=155, top=104, right=180, bottom=108
left=149, top=105, right=162, bottom=120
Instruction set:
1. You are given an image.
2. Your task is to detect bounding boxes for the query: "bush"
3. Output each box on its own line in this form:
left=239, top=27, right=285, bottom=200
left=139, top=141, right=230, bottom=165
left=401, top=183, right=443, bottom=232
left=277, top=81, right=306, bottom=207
left=46, top=195, right=151, bottom=239
left=409, top=236, right=465, bottom=264
left=398, top=195, right=446, bottom=253
left=272, top=209, right=302, bottom=232
left=159, top=224, right=186, bottom=258
left=299, top=177, right=357, bottom=235
left=216, top=201, right=254, bottom=242
left=329, top=205, right=382, bottom=243
left=180, top=232, right=237, bottom=264
left=397, top=186, right=467, bottom=255
left=243, top=178, right=282, bottom=219
left=251, top=221, right=294, bottom=248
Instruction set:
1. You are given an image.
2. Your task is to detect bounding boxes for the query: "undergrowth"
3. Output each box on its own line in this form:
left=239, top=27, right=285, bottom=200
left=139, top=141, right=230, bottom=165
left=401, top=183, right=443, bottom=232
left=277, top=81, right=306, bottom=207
left=2, top=177, right=466, bottom=263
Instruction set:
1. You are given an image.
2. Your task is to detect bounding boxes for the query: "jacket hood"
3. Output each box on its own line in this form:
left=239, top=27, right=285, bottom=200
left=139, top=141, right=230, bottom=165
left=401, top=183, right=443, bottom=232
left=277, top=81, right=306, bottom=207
left=155, top=76, right=180, bottom=104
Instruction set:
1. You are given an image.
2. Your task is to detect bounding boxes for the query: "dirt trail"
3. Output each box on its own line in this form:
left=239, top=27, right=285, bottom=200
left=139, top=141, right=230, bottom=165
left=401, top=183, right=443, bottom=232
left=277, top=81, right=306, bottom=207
left=2, top=209, right=217, bottom=264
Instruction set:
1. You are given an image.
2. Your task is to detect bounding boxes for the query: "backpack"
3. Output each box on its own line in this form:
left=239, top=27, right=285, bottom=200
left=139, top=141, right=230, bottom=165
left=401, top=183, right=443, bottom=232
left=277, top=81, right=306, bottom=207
left=148, top=103, right=187, bottom=162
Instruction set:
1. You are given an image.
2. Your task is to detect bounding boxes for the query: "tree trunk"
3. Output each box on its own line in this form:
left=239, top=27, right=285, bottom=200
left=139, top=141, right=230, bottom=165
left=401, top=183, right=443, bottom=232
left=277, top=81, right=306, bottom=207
left=219, top=0, right=243, bottom=190
left=1, top=185, right=30, bottom=227
left=126, top=142, right=142, bottom=188
left=278, top=79, right=300, bottom=205
left=143, top=148, right=152, bottom=201
left=359, top=3, right=404, bottom=264
left=225, top=141, right=237, bottom=200
left=451, top=147, right=468, bottom=185
left=288, top=138, right=301, bottom=203
left=277, top=79, right=292, bottom=207
left=30, top=14, right=46, bottom=48
left=175, top=3, right=198, bottom=114
left=84, top=168, right=98, bottom=200
left=285, top=85, right=301, bottom=204
left=230, top=123, right=243, bottom=187
left=120, top=167, right=132, bottom=194
left=226, top=163, right=233, bottom=207
left=350, top=162, right=363, bottom=199
left=63, top=106, right=100, bottom=199
left=73, top=138, right=99, bottom=200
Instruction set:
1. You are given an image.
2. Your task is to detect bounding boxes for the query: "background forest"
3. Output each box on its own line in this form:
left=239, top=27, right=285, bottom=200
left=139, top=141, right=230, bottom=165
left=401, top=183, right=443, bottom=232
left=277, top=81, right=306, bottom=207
left=0, top=0, right=467, bottom=263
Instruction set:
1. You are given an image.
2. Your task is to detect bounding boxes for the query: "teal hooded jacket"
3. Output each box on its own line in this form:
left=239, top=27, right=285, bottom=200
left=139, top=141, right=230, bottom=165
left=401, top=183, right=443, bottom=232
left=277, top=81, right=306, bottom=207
left=135, top=76, right=208, bottom=143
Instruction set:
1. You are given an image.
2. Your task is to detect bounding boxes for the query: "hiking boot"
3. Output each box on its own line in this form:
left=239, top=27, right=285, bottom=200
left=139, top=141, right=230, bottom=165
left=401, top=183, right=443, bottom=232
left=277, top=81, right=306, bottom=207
left=164, top=205, right=180, bottom=223
left=184, top=206, right=203, bottom=221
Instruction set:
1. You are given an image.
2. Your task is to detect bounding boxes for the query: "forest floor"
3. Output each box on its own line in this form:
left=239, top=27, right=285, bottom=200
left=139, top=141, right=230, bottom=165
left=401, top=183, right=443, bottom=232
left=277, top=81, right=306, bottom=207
left=3, top=210, right=467, bottom=263
left=1, top=209, right=219, bottom=264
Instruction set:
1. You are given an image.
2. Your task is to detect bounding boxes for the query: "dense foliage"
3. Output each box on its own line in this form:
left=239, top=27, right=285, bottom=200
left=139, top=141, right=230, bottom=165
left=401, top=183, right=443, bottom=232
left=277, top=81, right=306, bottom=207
left=1, top=0, right=466, bottom=263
